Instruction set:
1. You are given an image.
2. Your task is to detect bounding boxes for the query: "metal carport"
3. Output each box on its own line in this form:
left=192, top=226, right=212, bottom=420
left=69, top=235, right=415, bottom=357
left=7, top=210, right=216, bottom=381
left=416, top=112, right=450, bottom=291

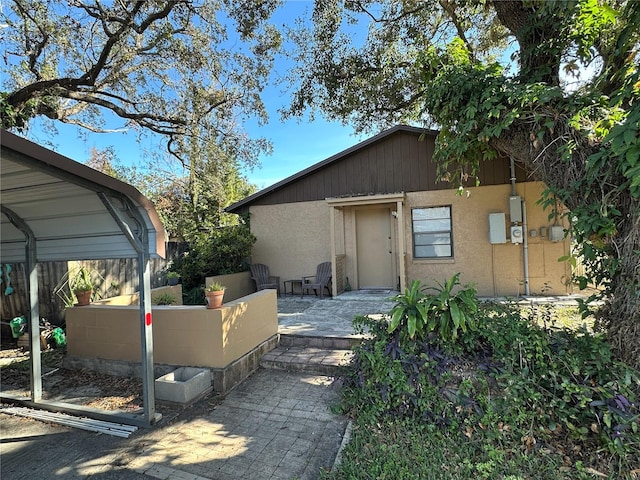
left=0, top=130, right=166, bottom=426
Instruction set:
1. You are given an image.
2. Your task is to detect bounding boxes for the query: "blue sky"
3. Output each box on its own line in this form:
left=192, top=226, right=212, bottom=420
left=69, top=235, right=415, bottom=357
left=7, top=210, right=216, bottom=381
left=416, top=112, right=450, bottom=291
left=21, top=1, right=369, bottom=190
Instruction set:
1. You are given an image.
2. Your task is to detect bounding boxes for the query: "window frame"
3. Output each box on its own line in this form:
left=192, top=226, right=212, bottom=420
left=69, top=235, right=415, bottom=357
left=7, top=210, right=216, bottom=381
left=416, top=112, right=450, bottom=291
left=411, top=205, right=454, bottom=259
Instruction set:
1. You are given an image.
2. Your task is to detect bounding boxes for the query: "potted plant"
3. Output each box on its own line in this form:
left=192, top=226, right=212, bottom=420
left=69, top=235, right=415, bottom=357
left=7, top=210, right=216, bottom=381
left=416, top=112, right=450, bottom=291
left=205, top=282, right=226, bottom=309
left=166, top=271, right=180, bottom=286
left=71, top=266, right=94, bottom=306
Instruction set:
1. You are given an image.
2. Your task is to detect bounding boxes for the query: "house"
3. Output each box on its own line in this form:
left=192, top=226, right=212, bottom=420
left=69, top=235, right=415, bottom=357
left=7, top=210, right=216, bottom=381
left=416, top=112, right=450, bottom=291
left=226, top=125, right=572, bottom=297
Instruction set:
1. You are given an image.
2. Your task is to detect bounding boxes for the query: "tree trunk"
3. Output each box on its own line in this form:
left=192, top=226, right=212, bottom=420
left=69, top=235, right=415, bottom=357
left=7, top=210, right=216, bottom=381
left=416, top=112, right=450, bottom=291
left=491, top=0, right=562, bottom=86
left=600, top=199, right=640, bottom=370
left=490, top=117, right=640, bottom=369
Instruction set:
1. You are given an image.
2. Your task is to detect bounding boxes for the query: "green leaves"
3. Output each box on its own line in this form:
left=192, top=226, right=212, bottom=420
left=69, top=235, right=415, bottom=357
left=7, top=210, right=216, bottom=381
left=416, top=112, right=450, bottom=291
left=388, top=280, right=427, bottom=340
left=387, top=274, right=478, bottom=344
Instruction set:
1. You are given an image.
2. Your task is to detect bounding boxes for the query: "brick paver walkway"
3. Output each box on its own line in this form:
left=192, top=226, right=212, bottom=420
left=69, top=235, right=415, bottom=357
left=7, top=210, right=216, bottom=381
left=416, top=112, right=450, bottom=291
left=128, top=370, right=347, bottom=480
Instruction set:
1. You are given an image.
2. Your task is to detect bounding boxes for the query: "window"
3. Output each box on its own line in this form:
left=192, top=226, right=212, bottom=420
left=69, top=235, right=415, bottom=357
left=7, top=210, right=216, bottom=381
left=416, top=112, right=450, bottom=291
left=412, top=206, right=453, bottom=258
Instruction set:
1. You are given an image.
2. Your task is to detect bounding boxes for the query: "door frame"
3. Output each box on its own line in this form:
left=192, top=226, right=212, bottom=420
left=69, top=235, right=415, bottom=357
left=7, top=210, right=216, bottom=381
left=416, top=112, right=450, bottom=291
left=327, top=193, right=406, bottom=295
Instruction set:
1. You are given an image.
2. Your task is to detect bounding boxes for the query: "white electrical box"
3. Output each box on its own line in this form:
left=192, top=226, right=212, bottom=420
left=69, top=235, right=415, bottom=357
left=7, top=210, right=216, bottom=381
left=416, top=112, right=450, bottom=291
left=488, top=213, right=506, bottom=244
left=549, top=225, right=564, bottom=242
left=510, top=225, right=524, bottom=244
left=509, top=196, right=522, bottom=223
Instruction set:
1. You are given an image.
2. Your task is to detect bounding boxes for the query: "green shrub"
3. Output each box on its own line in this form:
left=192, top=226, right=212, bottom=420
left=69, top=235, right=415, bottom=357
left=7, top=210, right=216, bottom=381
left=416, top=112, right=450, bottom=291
left=387, top=280, right=428, bottom=341
left=171, top=224, right=256, bottom=293
left=338, top=298, right=640, bottom=476
left=341, top=314, right=476, bottom=426
left=151, top=293, right=177, bottom=305
left=474, top=302, right=640, bottom=457
left=388, top=274, right=478, bottom=344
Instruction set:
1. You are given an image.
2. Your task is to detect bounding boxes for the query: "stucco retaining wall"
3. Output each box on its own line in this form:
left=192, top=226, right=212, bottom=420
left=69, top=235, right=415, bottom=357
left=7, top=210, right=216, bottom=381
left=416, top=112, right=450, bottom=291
left=205, top=271, right=255, bottom=302
left=92, top=285, right=183, bottom=306
left=65, top=289, right=278, bottom=371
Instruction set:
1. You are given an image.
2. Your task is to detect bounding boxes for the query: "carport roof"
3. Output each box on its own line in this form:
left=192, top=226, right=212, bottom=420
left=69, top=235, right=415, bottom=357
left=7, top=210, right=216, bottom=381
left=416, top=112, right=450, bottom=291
left=1, top=130, right=166, bottom=263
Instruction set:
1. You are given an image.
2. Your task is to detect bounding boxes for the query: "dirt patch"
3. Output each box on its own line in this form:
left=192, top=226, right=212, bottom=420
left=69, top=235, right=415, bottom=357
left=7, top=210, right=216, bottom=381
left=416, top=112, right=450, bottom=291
left=1, top=346, right=144, bottom=409
left=0, top=344, right=211, bottom=416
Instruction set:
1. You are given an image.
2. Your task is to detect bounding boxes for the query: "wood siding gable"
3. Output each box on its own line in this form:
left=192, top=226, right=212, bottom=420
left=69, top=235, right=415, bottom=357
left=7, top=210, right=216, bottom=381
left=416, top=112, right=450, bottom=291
left=228, top=126, right=527, bottom=212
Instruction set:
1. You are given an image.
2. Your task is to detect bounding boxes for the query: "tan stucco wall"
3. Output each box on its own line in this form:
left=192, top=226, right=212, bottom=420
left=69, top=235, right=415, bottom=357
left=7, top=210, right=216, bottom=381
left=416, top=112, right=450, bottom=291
left=248, top=182, right=572, bottom=297
left=65, top=290, right=277, bottom=369
left=206, top=271, right=254, bottom=302
left=249, top=201, right=332, bottom=285
left=403, top=182, right=571, bottom=296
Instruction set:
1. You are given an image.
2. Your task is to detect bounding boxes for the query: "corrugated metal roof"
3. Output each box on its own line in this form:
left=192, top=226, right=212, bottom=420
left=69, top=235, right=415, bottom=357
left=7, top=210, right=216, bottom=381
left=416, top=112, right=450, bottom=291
left=1, top=130, right=166, bottom=262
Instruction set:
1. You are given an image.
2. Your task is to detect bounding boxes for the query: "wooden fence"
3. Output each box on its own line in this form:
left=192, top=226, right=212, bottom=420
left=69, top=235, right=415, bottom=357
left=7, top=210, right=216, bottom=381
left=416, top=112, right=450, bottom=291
left=0, top=243, right=185, bottom=326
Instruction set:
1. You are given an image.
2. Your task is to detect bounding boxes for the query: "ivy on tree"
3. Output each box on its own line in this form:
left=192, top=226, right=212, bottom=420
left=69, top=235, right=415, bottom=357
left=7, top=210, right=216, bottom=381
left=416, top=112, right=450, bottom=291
left=286, top=0, right=640, bottom=368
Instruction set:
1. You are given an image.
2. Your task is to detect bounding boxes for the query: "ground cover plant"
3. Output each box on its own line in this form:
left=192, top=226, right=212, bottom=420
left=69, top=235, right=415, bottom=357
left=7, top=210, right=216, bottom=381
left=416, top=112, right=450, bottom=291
left=327, top=276, right=640, bottom=480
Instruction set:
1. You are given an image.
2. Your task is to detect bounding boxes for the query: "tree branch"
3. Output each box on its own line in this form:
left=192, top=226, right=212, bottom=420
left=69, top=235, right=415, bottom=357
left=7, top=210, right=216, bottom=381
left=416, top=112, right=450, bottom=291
left=54, top=89, right=187, bottom=135
left=439, top=0, right=475, bottom=57
left=13, top=0, right=49, bottom=79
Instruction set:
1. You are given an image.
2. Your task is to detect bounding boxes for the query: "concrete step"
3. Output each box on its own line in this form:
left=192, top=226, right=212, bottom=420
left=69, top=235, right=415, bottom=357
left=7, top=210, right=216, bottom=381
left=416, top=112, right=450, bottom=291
left=261, top=345, right=354, bottom=376
left=278, top=334, right=363, bottom=350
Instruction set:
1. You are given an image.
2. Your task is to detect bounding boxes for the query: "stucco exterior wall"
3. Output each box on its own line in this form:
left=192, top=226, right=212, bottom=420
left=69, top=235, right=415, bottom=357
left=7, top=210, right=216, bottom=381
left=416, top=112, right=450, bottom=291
left=247, top=182, right=571, bottom=297
left=66, top=290, right=278, bottom=369
left=249, top=200, right=332, bottom=284
left=404, top=182, right=571, bottom=296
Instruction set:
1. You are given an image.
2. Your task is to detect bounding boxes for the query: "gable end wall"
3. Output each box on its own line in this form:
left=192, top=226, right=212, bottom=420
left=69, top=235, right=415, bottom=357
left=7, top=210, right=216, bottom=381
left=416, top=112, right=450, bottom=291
left=252, top=131, right=528, bottom=206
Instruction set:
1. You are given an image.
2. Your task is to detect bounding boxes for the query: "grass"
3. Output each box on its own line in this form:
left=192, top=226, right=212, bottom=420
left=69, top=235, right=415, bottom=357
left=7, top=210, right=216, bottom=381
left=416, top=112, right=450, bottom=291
left=324, top=302, right=640, bottom=480
left=329, top=421, right=570, bottom=480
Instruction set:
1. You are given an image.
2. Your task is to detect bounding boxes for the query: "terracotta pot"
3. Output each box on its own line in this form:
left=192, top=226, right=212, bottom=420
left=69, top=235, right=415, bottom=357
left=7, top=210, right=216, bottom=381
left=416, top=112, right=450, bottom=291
left=75, top=289, right=92, bottom=306
left=205, top=290, right=225, bottom=309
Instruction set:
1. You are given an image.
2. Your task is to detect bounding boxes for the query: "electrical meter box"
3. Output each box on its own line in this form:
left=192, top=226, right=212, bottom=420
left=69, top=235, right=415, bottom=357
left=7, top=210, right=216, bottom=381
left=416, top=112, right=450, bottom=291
left=510, top=225, right=524, bottom=244
left=509, top=196, right=522, bottom=223
left=488, top=213, right=507, bottom=244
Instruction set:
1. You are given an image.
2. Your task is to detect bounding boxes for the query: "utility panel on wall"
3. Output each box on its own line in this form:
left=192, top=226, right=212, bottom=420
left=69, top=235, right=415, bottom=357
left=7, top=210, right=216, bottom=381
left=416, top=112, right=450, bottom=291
left=489, top=213, right=507, bottom=244
left=509, top=196, right=522, bottom=223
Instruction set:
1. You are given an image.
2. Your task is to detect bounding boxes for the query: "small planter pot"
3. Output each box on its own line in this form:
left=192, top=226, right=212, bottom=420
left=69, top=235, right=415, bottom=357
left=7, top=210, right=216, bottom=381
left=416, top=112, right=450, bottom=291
left=167, top=277, right=179, bottom=286
left=75, top=289, right=92, bottom=306
left=205, top=290, right=225, bottom=309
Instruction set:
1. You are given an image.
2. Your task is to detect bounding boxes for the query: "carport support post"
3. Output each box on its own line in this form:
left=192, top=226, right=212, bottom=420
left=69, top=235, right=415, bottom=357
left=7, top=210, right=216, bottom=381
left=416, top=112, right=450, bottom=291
left=26, top=242, right=42, bottom=401
left=138, top=252, right=156, bottom=424
left=1, top=205, right=42, bottom=400
left=98, top=191, right=158, bottom=425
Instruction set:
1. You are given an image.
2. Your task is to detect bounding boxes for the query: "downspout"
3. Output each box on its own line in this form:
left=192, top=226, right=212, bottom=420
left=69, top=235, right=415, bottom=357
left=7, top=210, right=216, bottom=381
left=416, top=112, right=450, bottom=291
left=522, top=200, right=530, bottom=296
left=510, top=157, right=530, bottom=296
left=510, top=157, right=517, bottom=197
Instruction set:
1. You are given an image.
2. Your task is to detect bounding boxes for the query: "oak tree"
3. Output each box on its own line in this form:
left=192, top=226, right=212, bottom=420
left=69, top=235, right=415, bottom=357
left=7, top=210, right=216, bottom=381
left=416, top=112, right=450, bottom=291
left=287, top=0, right=640, bottom=367
left=1, top=0, right=280, bottom=163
